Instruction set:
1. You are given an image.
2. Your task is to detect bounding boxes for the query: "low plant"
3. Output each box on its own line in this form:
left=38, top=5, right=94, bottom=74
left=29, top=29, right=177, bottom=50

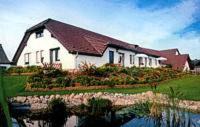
left=43, top=68, right=65, bottom=78
left=129, top=101, right=152, bottom=117
left=79, top=61, right=97, bottom=76
left=55, top=76, right=72, bottom=87
left=74, top=75, right=99, bottom=86
left=47, top=98, right=68, bottom=126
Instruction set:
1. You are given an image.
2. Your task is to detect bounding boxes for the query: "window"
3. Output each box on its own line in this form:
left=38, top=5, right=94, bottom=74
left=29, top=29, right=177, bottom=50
left=40, top=50, right=44, bottom=63
left=118, top=53, right=125, bottom=66
left=155, top=59, right=157, bottom=66
left=130, top=55, right=132, bottom=64
left=50, top=48, right=60, bottom=63
left=24, top=53, right=30, bottom=65
left=35, top=30, right=44, bottom=38
left=149, top=58, right=152, bottom=66
left=109, top=51, right=114, bottom=64
left=132, top=55, right=135, bottom=64
left=139, top=57, right=143, bottom=66
left=36, top=50, right=44, bottom=63
left=36, top=51, right=40, bottom=63
left=145, top=58, right=147, bottom=67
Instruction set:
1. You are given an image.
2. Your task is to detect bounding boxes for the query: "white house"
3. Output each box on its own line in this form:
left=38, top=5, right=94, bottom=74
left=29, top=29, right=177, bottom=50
left=12, top=19, right=166, bottom=70
left=0, top=44, right=11, bottom=69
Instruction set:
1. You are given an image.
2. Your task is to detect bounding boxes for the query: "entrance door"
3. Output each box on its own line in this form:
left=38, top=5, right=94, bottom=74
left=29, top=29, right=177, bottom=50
left=118, top=53, right=125, bottom=66
left=50, top=48, right=60, bottom=64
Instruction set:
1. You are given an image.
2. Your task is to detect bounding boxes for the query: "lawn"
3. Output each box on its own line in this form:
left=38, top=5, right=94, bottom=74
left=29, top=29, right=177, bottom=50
left=1, top=74, right=200, bottom=101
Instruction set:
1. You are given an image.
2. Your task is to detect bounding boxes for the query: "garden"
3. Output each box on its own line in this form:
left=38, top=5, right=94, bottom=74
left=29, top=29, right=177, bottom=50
left=7, top=63, right=184, bottom=91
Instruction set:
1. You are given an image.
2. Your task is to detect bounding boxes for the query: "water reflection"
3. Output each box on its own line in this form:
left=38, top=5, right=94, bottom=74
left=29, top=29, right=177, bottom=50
left=20, top=110, right=200, bottom=127
left=10, top=104, right=200, bottom=127
left=0, top=106, right=7, bottom=127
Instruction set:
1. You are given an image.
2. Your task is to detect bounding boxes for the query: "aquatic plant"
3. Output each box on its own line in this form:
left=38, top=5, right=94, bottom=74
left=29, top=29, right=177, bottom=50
left=47, top=98, right=68, bottom=127
left=87, top=98, right=112, bottom=116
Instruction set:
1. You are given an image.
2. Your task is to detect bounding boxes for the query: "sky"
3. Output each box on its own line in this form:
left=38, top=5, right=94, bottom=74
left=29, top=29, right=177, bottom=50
left=0, top=0, right=200, bottom=60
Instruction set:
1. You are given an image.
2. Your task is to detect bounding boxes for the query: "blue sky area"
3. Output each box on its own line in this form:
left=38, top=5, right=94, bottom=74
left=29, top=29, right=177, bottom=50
left=0, top=0, right=200, bottom=59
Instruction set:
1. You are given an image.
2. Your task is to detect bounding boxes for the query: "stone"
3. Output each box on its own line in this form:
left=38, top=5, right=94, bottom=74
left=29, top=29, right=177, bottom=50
left=74, top=94, right=81, bottom=99
left=83, top=98, right=88, bottom=105
left=69, top=93, right=75, bottom=99
left=45, top=95, right=49, bottom=99
left=10, top=91, right=200, bottom=112
left=16, top=96, right=27, bottom=103
left=50, top=95, right=55, bottom=100
left=55, top=94, right=61, bottom=99
left=39, top=96, right=44, bottom=100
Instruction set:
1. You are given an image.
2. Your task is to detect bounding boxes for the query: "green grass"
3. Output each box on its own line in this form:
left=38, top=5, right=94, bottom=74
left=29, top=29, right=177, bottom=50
left=0, top=72, right=12, bottom=127
left=157, top=75, right=200, bottom=101
left=1, top=75, right=200, bottom=101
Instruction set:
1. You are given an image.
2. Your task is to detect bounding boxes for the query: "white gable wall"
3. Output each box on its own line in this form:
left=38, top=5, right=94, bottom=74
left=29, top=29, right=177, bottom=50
left=17, top=29, right=75, bottom=69
left=183, top=61, right=190, bottom=71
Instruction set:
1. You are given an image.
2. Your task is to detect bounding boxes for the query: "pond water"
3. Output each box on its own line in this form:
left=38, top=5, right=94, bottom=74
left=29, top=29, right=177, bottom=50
left=13, top=107, right=200, bottom=127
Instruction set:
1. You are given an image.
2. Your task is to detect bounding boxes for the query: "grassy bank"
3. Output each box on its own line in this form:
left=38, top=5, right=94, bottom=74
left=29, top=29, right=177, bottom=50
left=1, top=75, right=200, bottom=101
left=0, top=72, right=12, bottom=127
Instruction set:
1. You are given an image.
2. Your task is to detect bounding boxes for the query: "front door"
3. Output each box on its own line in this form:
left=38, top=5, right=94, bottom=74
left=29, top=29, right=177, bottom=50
left=50, top=48, right=60, bottom=64
left=118, top=53, right=125, bottom=66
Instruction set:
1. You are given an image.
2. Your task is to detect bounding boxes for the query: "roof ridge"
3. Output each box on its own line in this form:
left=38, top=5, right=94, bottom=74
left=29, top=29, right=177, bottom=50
left=26, top=18, right=52, bottom=32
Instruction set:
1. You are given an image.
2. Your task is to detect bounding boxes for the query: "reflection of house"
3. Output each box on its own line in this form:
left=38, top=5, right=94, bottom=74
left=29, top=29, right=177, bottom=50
left=12, top=19, right=191, bottom=71
left=0, top=44, right=10, bottom=69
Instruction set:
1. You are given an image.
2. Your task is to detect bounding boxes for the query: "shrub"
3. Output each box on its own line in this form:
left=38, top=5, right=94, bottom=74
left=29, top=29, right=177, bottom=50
left=87, top=98, right=112, bottom=116
left=104, top=79, right=115, bottom=87
left=27, top=72, right=43, bottom=83
left=125, top=76, right=137, bottom=85
left=74, top=75, right=100, bottom=86
left=55, top=76, right=72, bottom=87
left=79, top=62, right=97, bottom=75
left=42, top=78, right=52, bottom=85
left=43, top=68, right=65, bottom=78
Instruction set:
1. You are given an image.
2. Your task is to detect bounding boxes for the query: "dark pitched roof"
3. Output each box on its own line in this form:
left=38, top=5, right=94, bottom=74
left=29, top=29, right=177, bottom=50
left=13, top=18, right=140, bottom=63
left=136, top=47, right=191, bottom=70
left=160, top=48, right=180, bottom=55
left=161, top=54, right=191, bottom=70
left=0, top=44, right=10, bottom=64
left=135, top=47, right=161, bottom=57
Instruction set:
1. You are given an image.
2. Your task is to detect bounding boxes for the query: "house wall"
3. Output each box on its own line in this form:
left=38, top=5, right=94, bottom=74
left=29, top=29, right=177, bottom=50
left=75, top=48, right=160, bottom=68
left=17, top=29, right=75, bottom=69
left=134, top=56, right=160, bottom=68
left=75, top=47, right=136, bottom=68
left=183, top=61, right=190, bottom=71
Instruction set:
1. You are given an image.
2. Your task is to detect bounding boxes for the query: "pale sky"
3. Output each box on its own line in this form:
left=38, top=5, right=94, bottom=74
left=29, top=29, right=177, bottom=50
left=0, top=0, right=200, bottom=60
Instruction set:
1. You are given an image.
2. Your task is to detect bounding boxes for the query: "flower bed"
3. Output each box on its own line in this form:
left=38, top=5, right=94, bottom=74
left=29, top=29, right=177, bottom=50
left=25, top=63, right=184, bottom=90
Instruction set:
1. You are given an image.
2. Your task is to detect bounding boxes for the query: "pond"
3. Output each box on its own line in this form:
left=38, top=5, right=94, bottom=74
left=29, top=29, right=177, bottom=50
left=12, top=106, right=200, bottom=127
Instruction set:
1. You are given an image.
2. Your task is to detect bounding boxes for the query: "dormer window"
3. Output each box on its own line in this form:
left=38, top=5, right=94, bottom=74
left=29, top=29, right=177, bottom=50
left=35, top=30, right=44, bottom=38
